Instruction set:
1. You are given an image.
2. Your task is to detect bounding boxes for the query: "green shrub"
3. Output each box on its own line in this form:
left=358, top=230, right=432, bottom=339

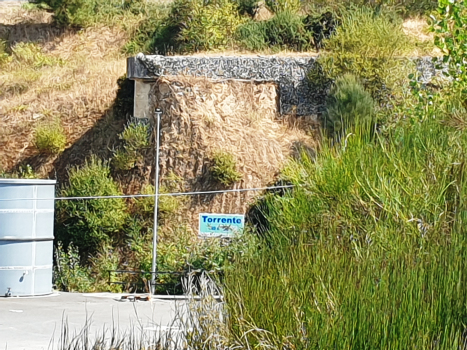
left=235, top=0, right=258, bottom=16
left=122, top=5, right=171, bottom=54
left=112, top=121, right=149, bottom=171
left=128, top=226, right=245, bottom=294
left=54, top=242, right=123, bottom=292
left=112, top=148, right=140, bottom=170
left=39, top=0, right=131, bottom=26
left=134, top=184, right=155, bottom=217
left=54, top=243, right=95, bottom=292
left=237, top=11, right=313, bottom=51
left=324, top=73, right=375, bottom=135
left=301, top=0, right=437, bottom=17
left=18, top=165, right=38, bottom=179
left=0, top=165, right=38, bottom=179
left=151, top=0, right=245, bottom=54
left=120, top=121, right=149, bottom=149
left=325, top=6, right=411, bottom=58
left=134, top=183, right=185, bottom=222
left=315, top=6, right=415, bottom=102
left=210, top=151, right=242, bottom=186
left=34, top=120, right=67, bottom=155
left=431, top=0, right=467, bottom=93
left=56, top=156, right=128, bottom=254
left=88, top=244, right=122, bottom=292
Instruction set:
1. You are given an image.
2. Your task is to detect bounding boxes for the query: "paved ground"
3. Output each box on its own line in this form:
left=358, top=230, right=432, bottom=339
left=0, top=292, right=186, bottom=350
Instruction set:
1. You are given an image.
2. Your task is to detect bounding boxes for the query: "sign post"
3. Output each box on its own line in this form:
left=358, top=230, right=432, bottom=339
left=151, top=108, right=162, bottom=295
left=199, top=213, right=244, bottom=237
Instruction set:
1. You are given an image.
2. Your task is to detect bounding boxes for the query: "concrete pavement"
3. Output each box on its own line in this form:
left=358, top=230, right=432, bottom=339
left=0, top=292, right=186, bottom=350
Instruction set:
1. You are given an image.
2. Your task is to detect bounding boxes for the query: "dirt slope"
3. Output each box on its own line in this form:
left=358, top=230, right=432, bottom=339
left=0, top=4, right=128, bottom=178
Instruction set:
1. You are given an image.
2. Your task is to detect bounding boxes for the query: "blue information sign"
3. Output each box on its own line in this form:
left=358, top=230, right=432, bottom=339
left=199, top=213, right=244, bottom=237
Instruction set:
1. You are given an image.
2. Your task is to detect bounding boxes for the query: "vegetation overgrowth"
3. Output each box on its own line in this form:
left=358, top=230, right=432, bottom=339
left=0, top=0, right=447, bottom=314
left=220, top=1, right=467, bottom=348
left=27, top=0, right=437, bottom=55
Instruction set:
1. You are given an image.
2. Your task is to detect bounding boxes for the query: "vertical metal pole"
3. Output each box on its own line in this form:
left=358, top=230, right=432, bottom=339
left=151, top=108, right=162, bottom=295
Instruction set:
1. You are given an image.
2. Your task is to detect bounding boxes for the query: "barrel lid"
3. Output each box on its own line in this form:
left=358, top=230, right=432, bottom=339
left=0, top=179, right=57, bottom=185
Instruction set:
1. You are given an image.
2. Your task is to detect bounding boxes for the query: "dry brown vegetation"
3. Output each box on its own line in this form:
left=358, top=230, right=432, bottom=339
left=150, top=75, right=319, bottom=230
left=0, top=4, right=128, bottom=176
left=0, top=3, right=433, bottom=193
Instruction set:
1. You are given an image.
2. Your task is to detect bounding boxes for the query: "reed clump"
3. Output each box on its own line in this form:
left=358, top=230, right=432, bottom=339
left=223, top=91, right=467, bottom=349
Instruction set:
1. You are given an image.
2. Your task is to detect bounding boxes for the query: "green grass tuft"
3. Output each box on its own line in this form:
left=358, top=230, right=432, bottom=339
left=34, top=120, right=67, bottom=155
left=324, top=73, right=375, bottom=135
left=237, top=11, right=313, bottom=51
left=210, top=151, right=243, bottom=186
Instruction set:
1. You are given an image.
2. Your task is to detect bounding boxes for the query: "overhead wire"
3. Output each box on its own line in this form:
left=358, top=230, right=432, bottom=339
left=0, top=185, right=295, bottom=201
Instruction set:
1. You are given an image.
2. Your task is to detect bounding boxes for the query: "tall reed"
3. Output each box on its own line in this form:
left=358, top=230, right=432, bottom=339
left=224, top=103, right=467, bottom=349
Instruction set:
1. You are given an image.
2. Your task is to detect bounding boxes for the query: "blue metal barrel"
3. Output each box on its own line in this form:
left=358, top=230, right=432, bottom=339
left=0, top=179, right=56, bottom=296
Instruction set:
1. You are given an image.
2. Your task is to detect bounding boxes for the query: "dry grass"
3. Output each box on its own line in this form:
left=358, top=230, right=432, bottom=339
left=0, top=6, right=128, bottom=175
left=150, top=75, right=319, bottom=231
left=402, top=17, right=440, bottom=56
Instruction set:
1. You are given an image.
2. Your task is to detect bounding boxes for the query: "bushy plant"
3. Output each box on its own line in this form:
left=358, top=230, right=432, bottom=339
left=325, top=6, right=411, bottom=57
left=112, top=148, right=138, bottom=171
left=34, top=120, right=67, bottom=155
left=151, top=0, right=245, bottom=54
left=237, top=11, right=313, bottom=51
left=316, top=6, right=415, bottom=102
left=18, top=164, right=38, bottom=179
left=39, top=0, right=139, bottom=26
left=120, top=121, right=149, bottom=149
left=128, top=226, right=246, bottom=294
left=56, top=156, right=128, bottom=254
left=134, top=183, right=185, bottom=222
left=112, top=121, right=149, bottom=171
left=234, top=0, right=258, bottom=16
left=431, top=0, right=467, bottom=93
left=324, top=73, right=375, bottom=135
left=301, top=0, right=437, bottom=17
left=210, top=151, right=243, bottom=186
left=54, top=243, right=95, bottom=292
left=88, top=244, right=123, bottom=292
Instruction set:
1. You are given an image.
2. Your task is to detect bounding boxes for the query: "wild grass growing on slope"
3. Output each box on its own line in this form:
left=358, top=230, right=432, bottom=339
left=308, top=5, right=431, bottom=106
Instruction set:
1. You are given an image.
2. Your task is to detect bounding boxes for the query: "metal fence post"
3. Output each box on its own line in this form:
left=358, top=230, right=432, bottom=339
left=151, top=108, right=162, bottom=294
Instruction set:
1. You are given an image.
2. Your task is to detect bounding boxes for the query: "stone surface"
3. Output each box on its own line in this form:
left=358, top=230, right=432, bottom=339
left=254, top=1, right=273, bottom=21
left=134, top=80, right=152, bottom=119
left=127, top=54, right=447, bottom=118
left=128, top=54, right=319, bottom=116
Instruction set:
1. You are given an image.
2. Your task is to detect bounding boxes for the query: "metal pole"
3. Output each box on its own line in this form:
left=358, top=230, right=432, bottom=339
left=151, top=108, right=162, bottom=295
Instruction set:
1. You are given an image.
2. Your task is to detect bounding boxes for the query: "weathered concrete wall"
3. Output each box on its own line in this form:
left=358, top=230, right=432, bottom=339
left=128, top=54, right=319, bottom=116
left=127, top=54, right=446, bottom=121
